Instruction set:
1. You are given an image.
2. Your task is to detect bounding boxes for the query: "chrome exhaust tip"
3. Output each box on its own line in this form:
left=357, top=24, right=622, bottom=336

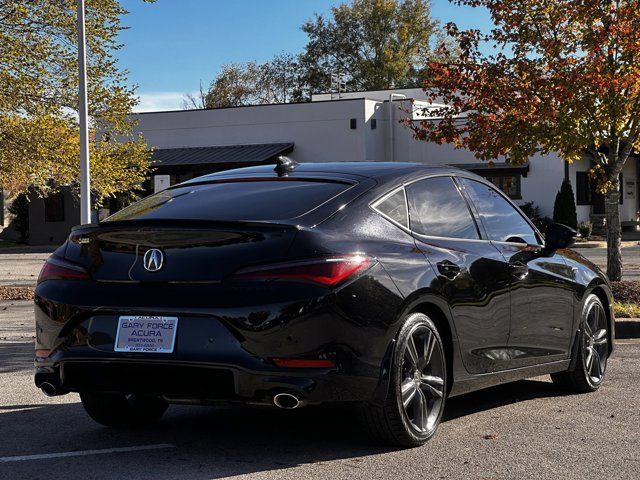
left=273, top=392, right=301, bottom=409
left=40, top=382, right=58, bottom=397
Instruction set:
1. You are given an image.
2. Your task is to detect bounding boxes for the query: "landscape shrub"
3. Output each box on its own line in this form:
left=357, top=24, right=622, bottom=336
left=578, top=221, right=593, bottom=239
left=553, top=180, right=578, bottom=230
left=519, top=201, right=553, bottom=232
left=7, top=193, right=29, bottom=243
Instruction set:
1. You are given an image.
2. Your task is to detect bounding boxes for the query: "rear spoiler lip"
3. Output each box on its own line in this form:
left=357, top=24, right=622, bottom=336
left=70, top=218, right=301, bottom=234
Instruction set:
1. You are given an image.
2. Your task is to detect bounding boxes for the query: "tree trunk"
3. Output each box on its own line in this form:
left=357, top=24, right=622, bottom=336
left=605, top=177, right=623, bottom=281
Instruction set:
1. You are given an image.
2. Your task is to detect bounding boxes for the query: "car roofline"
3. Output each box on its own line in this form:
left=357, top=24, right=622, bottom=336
left=181, top=162, right=469, bottom=187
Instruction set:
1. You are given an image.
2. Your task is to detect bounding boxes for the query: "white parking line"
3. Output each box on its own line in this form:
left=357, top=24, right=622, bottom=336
left=0, top=443, right=175, bottom=463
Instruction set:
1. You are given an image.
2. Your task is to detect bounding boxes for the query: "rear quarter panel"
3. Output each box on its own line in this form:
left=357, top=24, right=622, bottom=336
left=560, top=248, right=615, bottom=351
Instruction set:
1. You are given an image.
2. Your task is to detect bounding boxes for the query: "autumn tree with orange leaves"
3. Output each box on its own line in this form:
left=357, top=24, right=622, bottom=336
left=413, top=0, right=640, bottom=281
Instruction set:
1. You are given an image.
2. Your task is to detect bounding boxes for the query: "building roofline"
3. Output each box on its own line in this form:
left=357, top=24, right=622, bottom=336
left=133, top=97, right=365, bottom=116
left=311, top=85, right=425, bottom=96
left=152, top=141, right=294, bottom=151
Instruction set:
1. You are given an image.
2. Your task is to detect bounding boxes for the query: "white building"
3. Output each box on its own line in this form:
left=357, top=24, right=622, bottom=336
left=132, top=87, right=638, bottom=227
left=3, top=87, right=638, bottom=244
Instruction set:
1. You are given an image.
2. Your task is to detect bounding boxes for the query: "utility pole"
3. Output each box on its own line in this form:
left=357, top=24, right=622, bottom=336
left=77, top=0, right=91, bottom=224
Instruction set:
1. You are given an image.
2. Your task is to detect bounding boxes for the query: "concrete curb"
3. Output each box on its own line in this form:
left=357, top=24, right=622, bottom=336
left=616, top=318, right=640, bottom=339
left=0, top=245, right=56, bottom=254
left=572, top=242, right=601, bottom=249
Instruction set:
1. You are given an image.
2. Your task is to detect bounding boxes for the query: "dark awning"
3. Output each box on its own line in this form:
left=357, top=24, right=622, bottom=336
left=454, top=161, right=530, bottom=178
left=151, top=142, right=294, bottom=167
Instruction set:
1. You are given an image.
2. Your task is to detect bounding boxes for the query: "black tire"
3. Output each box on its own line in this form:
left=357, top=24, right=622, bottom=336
left=551, top=294, right=610, bottom=393
left=80, top=391, right=168, bottom=427
left=359, top=312, right=447, bottom=447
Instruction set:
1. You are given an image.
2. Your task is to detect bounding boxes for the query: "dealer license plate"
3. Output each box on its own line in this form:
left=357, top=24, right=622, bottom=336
left=114, top=316, right=178, bottom=353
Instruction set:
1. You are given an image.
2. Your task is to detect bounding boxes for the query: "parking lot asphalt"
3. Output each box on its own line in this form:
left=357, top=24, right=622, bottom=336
left=576, top=244, right=640, bottom=280
left=0, top=301, right=638, bottom=480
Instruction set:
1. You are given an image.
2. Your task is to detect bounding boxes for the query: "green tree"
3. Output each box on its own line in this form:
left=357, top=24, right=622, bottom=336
left=0, top=0, right=151, bottom=206
left=257, top=53, right=306, bottom=104
left=553, top=181, right=578, bottom=230
left=185, top=0, right=445, bottom=108
left=300, top=0, right=441, bottom=93
left=184, top=53, right=305, bottom=109
left=184, top=62, right=262, bottom=109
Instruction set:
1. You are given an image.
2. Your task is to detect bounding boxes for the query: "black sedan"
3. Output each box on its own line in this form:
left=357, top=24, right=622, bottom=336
left=34, top=160, right=614, bottom=447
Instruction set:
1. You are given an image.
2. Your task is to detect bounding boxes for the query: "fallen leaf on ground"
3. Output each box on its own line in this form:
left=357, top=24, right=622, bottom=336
left=0, top=286, right=34, bottom=301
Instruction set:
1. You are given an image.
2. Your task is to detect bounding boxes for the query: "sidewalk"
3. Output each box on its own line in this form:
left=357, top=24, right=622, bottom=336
left=573, top=240, right=640, bottom=249
left=0, top=300, right=34, bottom=342
left=0, top=249, right=53, bottom=287
left=0, top=245, right=57, bottom=254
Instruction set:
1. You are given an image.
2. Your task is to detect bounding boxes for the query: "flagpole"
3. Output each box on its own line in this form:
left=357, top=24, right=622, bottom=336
left=77, top=0, right=91, bottom=224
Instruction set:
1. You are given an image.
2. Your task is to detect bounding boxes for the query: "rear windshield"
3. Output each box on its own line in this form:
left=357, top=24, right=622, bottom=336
left=104, top=180, right=351, bottom=223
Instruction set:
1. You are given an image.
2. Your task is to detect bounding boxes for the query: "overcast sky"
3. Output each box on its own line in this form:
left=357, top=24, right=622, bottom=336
left=118, top=0, right=492, bottom=112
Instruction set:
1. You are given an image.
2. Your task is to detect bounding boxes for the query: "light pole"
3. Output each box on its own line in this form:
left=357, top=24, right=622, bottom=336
left=77, top=0, right=91, bottom=224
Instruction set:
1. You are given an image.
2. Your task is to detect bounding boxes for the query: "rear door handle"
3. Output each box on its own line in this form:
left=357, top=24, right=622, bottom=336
left=437, top=261, right=461, bottom=279
left=508, top=261, right=529, bottom=278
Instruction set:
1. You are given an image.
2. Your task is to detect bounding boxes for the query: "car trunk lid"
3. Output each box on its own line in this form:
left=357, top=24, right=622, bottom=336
left=65, top=221, right=299, bottom=283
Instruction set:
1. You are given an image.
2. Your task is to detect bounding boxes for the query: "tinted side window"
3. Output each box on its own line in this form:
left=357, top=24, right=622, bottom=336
left=372, top=188, right=408, bottom=228
left=406, top=177, right=479, bottom=239
left=460, top=178, right=539, bottom=244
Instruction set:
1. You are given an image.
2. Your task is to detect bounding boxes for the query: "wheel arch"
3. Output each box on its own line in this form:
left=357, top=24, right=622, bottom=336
left=407, top=301, right=455, bottom=395
left=371, top=291, right=458, bottom=404
left=589, top=284, right=615, bottom=354
left=568, top=284, right=615, bottom=372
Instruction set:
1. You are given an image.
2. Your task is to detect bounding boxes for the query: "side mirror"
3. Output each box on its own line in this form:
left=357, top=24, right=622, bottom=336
left=545, top=223, right=577, bottom=250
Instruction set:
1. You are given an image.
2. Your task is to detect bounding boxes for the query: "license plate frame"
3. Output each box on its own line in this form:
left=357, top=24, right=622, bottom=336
left=114, top=316, right=178, bottom=353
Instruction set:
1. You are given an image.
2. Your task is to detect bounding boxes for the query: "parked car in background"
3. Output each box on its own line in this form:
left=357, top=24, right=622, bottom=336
left=34, top=160, right=614, bottom=446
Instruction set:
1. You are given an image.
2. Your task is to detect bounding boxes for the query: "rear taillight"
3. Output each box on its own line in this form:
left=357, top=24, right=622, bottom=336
left=37, top=256, right=90, bottom=284
left=231, top=254, right=372, bottom=286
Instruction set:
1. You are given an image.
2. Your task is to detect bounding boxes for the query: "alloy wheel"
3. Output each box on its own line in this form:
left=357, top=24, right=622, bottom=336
left=400, top=324, right=445, bottom=434
left=583, top=301, right=608, bottom=384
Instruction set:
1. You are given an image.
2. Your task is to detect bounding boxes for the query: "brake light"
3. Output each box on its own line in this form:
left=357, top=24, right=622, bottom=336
left=231, top=254, right=371, bottom=286
left=37, top=256, right=90, bottom=284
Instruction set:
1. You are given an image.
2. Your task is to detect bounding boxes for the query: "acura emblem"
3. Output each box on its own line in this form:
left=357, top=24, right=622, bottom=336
left=143, top=248, right=164, bottom=272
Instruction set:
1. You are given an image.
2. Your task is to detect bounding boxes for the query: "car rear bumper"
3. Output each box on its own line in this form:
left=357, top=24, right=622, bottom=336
left=34, top=359, right=379, bottom=406
left=33, top=274, right=403, bottom=405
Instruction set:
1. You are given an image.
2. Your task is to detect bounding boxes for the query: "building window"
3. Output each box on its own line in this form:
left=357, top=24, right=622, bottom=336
left=44, top=191, right=65, bottom=222
left=576, top=171, right=591, bottom=205
left=583, top=171, right=624, bottom=209
left=483, top=174, right=522, bottom=200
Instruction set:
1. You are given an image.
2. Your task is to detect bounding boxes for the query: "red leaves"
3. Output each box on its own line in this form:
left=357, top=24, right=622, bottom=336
left=412, top=0, right=640, bottom=165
